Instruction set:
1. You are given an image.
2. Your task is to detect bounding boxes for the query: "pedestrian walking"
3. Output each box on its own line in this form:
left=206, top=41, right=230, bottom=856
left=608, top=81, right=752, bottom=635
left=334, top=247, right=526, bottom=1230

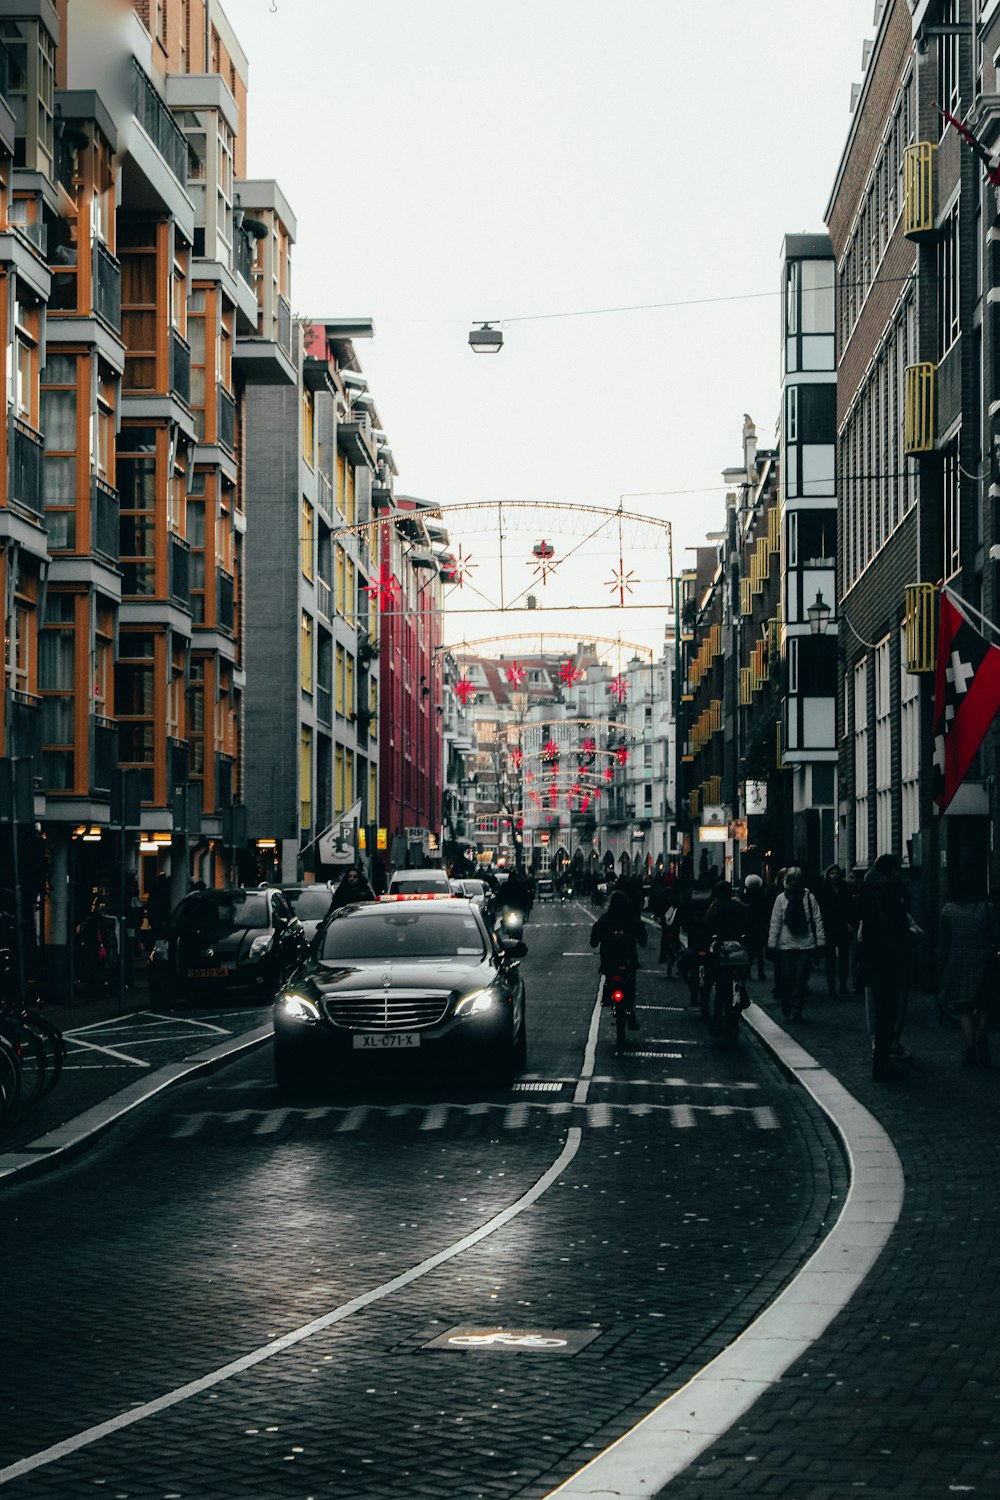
left=329, top=865, right=376, bottom=910
left=857, top=853, right=911, bottom=1082
left=817, top=865, right=852, bottom=997
left=937, top=874, right=1000, bottom=1069
left=767, top=866, right=824, bottom=1022
left=741, top=873, right=769, bottom=981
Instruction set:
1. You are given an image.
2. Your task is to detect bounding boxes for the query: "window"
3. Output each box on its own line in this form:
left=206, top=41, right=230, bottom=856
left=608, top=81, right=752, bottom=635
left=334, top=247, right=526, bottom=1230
left=188, top=286, right=207, bottom=440
left=300, top=727, right=312, bottom=833
left=302, top=390, right=314, bottom=466
left=116, top=630, right=157, bottom=800
left=302, top=499, right=314, bottom=580
left=854, top=659, right=869, bottom=867
left=785, top=261, right=798, bottom=335
left=39, top=590, right=76, bottom=789
left=335, top=642, right=345, bottom=715
left=301, top=611, right=313, bottom=693
left=40, top=353, right=78, bottom=549
left=874, top=637, right=892, bottom=856
left=787, top=385, right=798, bottom=442
left=938, top=201, right=960, bottom=355
left=900, top=633, right=920, bottom=861
left=118, top=427, right=158, bottom=597
left=938, top=0, right=960, bottom=136
left=943, top=441, right=961, bottom=580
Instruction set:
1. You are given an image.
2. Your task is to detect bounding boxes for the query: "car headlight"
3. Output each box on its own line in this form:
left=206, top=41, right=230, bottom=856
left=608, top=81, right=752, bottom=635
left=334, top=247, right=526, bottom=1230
left=278, top=992, right=320, bottom=1023
left=454, top=985, right=501, bottom=1017
left=249, top=934, right=273, bottom=959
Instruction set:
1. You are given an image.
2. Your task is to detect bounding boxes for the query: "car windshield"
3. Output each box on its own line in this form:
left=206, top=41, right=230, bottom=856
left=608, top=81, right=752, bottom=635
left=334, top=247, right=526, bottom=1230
left=283, top=888, right=334, bottom=920
left=320, top=909, right=486, bottom=960
left=175, top=891, right=269, bottom=931
left=463, top=881, right=486, bottom=897
left=389, top=878, right=449, bottom=894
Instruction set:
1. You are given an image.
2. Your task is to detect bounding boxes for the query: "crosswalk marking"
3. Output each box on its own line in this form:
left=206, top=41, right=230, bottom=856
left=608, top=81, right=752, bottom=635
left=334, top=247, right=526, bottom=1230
left=167, top=1097, right=782, bottom=1139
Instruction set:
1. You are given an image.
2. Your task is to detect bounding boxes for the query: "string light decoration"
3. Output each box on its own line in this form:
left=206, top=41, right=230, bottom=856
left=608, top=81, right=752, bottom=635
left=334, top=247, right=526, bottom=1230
left=609, top=674, right=628, bottom=704
left=607, top=564, right=639, bottom=606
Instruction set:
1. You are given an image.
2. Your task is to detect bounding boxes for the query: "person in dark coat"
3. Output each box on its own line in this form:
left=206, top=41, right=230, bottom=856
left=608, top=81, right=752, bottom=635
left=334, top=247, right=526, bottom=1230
left=938, top=873, right=1000, bottom=1068
left=589, top=889, right=647, bottom=1028
left=329, top=865, right=376, bottom=910
left=146, top=874, right=173, bottom=946
left=818, top=865, right=853, bottom=997
left=741, top=874, right=769, bottom=980
left=857, top=854, right=911, bottom=1082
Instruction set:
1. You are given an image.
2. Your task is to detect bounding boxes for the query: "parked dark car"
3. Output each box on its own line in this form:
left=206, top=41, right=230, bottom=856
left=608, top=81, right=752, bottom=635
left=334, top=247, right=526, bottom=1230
left=279, top=883, right=337, bottom=944
left=273, top=896, right=527, bottom=1092
left=149, top=887, right=307, bottom=1005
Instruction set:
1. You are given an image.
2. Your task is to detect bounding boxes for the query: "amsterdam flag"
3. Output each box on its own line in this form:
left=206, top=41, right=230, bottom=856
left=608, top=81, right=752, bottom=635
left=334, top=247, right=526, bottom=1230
left=932, top=589, right=1000, bottom=810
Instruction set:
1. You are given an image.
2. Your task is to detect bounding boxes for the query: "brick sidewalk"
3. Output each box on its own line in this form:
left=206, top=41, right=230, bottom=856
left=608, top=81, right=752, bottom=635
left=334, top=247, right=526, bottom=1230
left=653, top=975, right=1000, bottom=1498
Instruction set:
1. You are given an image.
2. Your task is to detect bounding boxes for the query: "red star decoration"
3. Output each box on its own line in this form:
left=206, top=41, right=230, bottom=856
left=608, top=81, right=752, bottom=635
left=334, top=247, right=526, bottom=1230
left=525, top=770, right=535, bottom=784
left=615, top=744, right=629, bottom=766
left=580, top=737, right=595, bottom=757
left=607, top=565, right=639, bottom=607
left=604, top=765, right=615, bottom=783
left=559, top=659, right=582, bottom=687
left=610, top=674, right=628, bottom=703
left=542, top=738, right=560, bottom=762
left=454, top=676, right=477, bottom=706
left=529, top=539, right=557, bottom=586
left=593, top=788, right=602, bottom=800
left=570, top=781, right=582, bottom=799
left=580, top=794, right=590, bottom=812
left=509, top=747, right=523, bottom=770
left=366, top=566, right=398, bottom=610
left=450, top=545, right=477, bottom=589
left=504, top=661, right=526, bottom=686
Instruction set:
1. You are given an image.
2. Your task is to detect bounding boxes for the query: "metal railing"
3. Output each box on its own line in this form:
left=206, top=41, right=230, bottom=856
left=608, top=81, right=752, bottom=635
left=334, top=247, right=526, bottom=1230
left=128, top=56, right=187, bottom=183
left=7, top=690, right=43, bottom=763
left=217, top=569, right=235, bottom=632
left=169, top=328, right=191, bottom=405
left=277, top=294, right=292, bottom=356
left=91, top=716, right=118, bottom=796
left=93, top=239, right=121, bottom=332
left=315, top=577, right=332, bottom=619
left=217, top=386, right=236, bottom=453
left=233, top=227, right=254, bottom=287
left=9, top=417, right=44, bottom=518
left=169, top=534, right=190, bottom=604
left=91, top=477, right=118, bottom=563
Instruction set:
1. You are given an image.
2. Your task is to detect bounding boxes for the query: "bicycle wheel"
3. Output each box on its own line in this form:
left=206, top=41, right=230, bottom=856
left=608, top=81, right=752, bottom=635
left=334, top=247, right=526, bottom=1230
left=0, top=1020, right=46, bottom=1107
left=0, top=1035, right=20, bottom=1124
left=25, top=1010, right=65, bottom=1100
left=614, top=1001, right=627, bottom=1052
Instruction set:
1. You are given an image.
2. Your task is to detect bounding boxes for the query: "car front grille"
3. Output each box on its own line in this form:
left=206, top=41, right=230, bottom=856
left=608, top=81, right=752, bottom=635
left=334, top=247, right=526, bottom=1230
left=324, top=992, right=450, bottom=1031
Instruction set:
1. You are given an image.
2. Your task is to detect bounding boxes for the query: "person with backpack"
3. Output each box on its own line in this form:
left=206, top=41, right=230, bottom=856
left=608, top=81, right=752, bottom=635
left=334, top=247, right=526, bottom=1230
left=767, top=866, right=825, bottom=1021
left=589, top=888, right=647, bottom=1030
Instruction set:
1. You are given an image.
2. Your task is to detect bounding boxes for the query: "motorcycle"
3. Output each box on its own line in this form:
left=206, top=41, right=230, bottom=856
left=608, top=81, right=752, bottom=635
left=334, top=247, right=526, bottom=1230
left=593, top=881, right=608, bottom=908
left=559, top=884, right=574, bottom=903
left=498, top=905, right=525, bottom=941
left=710, top=939, right=752, bottom=1045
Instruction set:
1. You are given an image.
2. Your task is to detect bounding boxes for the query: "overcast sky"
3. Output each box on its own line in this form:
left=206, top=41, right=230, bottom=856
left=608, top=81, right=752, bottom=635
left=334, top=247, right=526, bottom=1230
left=223, top=0, right=876, bottom=660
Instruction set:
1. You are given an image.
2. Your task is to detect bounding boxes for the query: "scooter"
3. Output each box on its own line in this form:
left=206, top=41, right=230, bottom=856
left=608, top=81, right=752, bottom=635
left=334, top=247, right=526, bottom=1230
left=498, top=905, right=525, bottom=941
left=711, top=939, right=752, bottom=1045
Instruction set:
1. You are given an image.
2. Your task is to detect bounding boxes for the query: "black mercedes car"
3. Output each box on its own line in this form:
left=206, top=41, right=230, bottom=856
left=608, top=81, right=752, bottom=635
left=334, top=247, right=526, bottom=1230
left=149, top=887, right=308, bottom=1006
left=272, top=896, right=528, bottom=1092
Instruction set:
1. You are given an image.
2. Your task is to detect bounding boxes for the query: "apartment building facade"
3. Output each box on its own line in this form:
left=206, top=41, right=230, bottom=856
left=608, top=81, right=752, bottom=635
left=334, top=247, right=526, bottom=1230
left=0, top=0, right=299, bottom=986
left=825, top=0, right=995, bottom=914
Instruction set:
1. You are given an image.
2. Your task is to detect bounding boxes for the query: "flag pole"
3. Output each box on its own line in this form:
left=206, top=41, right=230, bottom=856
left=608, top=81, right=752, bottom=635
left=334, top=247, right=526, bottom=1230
left=942, top=584, right=1000, bottom=644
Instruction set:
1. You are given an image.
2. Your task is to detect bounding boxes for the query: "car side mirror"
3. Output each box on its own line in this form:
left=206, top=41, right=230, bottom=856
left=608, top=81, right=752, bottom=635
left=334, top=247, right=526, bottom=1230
left=504, top=940, right=528, bottom=960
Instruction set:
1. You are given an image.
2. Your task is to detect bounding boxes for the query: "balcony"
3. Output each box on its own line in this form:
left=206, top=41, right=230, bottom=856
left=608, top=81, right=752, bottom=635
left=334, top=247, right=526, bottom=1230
left=338, top=409, right=378, bottom=472
left=129, top=57, right=187, bottom=184
left=904, top=362, right=935, bottom=454
left=904, top=582, right=939, bottom=673
left=8, top=416, right=44, bottom=519
left=91, top=477, right=119, bottom=563
left=217, top=387, right=236, bottom=454
left=93, top=240, right=121, bottom=333
left=6, top=689, right=42, bottom=763
left=91, top=716, right=118, bottom=797
left=903, top=142, right=936, bottom=239
left=169, top=328, right=191, bottom=406
left=169, top=534, right=190, bottom=605
left=217, top=569, right=235, bottom=633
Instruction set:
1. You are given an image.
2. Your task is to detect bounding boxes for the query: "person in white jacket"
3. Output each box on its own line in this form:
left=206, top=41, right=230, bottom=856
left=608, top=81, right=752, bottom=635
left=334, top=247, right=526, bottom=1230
left=767, top=866, right=825, bottom=1021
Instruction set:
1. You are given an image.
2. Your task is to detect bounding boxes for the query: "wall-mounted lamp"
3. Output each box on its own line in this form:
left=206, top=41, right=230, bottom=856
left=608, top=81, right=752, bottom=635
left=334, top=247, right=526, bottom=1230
left=807, top=591, right=832, bottom=636
left=468, top=322, right=503, bottom=354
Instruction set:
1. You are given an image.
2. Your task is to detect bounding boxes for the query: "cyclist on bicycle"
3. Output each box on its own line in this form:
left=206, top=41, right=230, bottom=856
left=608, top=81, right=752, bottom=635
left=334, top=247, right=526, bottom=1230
left=589, top=889, right=647, bottom=1030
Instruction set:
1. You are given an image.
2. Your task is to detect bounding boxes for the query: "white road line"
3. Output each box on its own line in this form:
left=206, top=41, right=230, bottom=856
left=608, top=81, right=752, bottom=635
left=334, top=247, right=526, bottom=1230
left=254, top=1109, right=291, bottom=1136
left=573, top=987, right=603, bottom=1107
left=419, top=1104, right=449, bottom=1131
left=172, top=1113, right=212, bottom=1139
left=544, top=1006, right=905, bottom=1499
left=587, top=1103, right=612, bottom=1128
left=752, top=1105, right=780, bottom=1129
left=142, top=1011, right=231, bottom=1034
left=0, top=1128, right=584, bottom=1486
left=503, top=1103, right=530, bottom=1130
left=336, top=1106, right=369, bottom=1132
left=669, top=1104, right=695, bottom=1128
left=64, top=1037, right=150, bottom=1067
